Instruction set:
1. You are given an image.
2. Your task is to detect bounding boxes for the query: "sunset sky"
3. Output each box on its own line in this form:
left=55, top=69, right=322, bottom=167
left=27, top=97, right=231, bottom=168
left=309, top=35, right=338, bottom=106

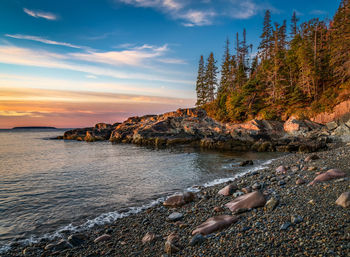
left=0, top=0, right=339, bottom=128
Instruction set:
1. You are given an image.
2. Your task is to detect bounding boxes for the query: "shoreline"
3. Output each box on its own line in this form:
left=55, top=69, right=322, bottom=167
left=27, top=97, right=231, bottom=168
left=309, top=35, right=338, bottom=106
left=4, top=143, right=350, bottom=256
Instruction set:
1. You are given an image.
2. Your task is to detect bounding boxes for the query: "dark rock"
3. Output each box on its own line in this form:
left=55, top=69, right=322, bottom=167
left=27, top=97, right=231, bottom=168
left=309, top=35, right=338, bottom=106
left=167, top=212, right=183, bottom=222
left=291, top=215, right=303, bottom=224
left=189, top=234, right=205, bottom=246
left=280, top=222, right=292, bottom=231
left=67, top=234, right=86, bottom=247
left=239, top=160, right=254, bottom=166
left=305, top=154, right=320, bottom=162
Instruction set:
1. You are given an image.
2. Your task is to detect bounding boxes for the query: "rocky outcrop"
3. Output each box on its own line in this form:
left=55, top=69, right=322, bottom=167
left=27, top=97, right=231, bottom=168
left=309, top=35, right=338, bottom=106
left=60, top=108, right=329, bottom=152
left=312, top=99, right=350, bottom=124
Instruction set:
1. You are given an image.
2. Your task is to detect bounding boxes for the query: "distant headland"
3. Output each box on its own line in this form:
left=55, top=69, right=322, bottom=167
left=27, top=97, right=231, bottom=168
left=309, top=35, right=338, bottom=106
left=12, top=126, right=57, bottom=130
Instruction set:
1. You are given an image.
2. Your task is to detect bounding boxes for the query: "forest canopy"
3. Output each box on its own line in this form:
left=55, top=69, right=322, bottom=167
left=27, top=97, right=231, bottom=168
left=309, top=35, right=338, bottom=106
left=195, top=0, right=350, bottom=122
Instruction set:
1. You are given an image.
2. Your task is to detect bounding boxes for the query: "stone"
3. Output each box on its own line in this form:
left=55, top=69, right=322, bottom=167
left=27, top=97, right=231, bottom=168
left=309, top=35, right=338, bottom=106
left=225, top=191, right=266, bottom=213
left=291, top=215, right=303, bottom=224
left=305, top=154, right=320, bottom=162
left=94, top=234, right=111, bottom=243
left=239, top=160, right=254, bottom=166
left=192, top=215, right=238, bottom=235
left=252, top=183, right=261, bottom=190
left=163, top=192, right=196, bottom=207
left=167, top=212, right=183, bottom=222
left=264, top=198, right=279, bottom=212
left=276, top=166, right=287, bottom=174
left=164, top=233, right=180, bottom=254
left=213, top=206, right=224, bottom=212
left=45, top=240, right=72, bottom=251
left=233, top=191, right=244, bottom=198
left=284, top=116, right=322, bottom=135
left=280, top=222, right=292, bottom=231
left=218, top=183, right=238, bottom=196
left=67, top=234, right=86, bottom=247
left=335, top=192, right=350, bottom=208
left=278, top=180, right=286, bottom=186
left=189, top=234, right=205, bottom=246
left=308, top=166, right=317, bottom=171
left=296, top=178, right=306, bottom=185
left=241, top=187, right=252, bottom=194
left=326, top=121, right=338, bottom=130
left=142, top=232, right=156, bottom=244
left=309, top=169, right=346, bottom=186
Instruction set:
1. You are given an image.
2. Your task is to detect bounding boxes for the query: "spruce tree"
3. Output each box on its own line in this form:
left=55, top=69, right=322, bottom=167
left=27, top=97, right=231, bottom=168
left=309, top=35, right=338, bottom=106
left=258, top=10, right=273, bottom=60
left=219, top=38, right=231, bottom=96
left=204, top=52, right=218, bottom=102
left=291, top=11, right=299, bottom=38
left=195, top=55, right=206, bottom=106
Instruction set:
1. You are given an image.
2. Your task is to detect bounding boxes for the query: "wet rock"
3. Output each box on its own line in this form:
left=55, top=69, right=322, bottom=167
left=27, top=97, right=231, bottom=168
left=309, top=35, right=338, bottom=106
left=68, top=234, right=86, bottom=247
left=309, top=169, right=346, bottom=186
left=233, top=191, right=244, bottom=198
left=276, top=166, right=287, bottom=174
left=218, top=183, right=238, bottom=196
left=239, top=160, right=254, bottom=166
left=264, top=198, right=279, bottom=212
left=189, top=234, right=205, bottom=246
left=291, top=215, right=303, bottom=224
left=213, top=206, right=224, bottom=212
left=242, top=187, right=252, bottom=194
left=192, top=215, right=238, bottom=235
left=45, top=240, right=72, bottom=251
left=225, top=191, right=266, bottom=213
left=94, top=234, right=111, bottom=243
left=142, top=232, right=156, bottom=244
left=335, top=192, right=350, bottom=208
left=167, top=212, right=183, bottom=222
left=296, top=178, right=306, bottom=185
left=252, top=183, right=261, bottom=190
left=164, top=233, right=180, bottom=254
left=305, top=154, right=320, bottom=162
left=163, top=192, right=196, bottom=207
left=280, top=222, right=292, bottom=231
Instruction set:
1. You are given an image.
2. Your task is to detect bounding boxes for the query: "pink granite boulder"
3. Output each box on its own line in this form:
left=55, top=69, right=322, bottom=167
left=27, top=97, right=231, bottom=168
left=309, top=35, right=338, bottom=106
left=163, top=192, right=196, bottom=207
left=335, top=192, right=350, bottom=208
left=218, top=184, right=238, bottom=196
left=192, top=215, right=238, bottom=235
left=308, top=169, right=346, bottom=186
left=225, top=191, right=266, bottom=213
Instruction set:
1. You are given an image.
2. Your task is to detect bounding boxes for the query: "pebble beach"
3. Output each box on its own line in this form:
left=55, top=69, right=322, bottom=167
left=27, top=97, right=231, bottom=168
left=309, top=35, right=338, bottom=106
left=5, top=143, right=350, bottom=257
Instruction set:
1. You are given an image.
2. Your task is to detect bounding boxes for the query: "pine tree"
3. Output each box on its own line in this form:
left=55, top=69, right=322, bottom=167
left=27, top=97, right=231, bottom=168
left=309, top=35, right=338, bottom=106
left=258, top=10, right=273, bottom=60
left=204, top=52, right=218, bottom=103
left=291, top=11, right=299, bottom=38
left=195, top=55, right=206, bottom=106
left=218, top=38, right=232, bottom=96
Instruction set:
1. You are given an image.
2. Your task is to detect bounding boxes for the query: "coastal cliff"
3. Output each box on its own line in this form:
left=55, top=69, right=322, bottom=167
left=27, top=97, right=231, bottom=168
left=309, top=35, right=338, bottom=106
left=59, top=108, right=329, bottom=153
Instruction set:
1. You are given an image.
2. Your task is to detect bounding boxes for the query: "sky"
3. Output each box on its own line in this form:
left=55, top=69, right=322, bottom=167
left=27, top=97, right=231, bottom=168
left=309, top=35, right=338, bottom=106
left=0, top=0, right=340, bottom=128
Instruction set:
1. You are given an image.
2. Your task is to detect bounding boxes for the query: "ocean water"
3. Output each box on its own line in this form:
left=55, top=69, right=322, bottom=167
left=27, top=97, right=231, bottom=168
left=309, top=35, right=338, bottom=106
left=0, top=129, right=281, bottom=251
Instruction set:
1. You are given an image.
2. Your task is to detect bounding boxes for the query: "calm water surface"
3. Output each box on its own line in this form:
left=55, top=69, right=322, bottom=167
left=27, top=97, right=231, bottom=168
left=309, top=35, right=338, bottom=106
left=0, top=129, right=281, bottom=250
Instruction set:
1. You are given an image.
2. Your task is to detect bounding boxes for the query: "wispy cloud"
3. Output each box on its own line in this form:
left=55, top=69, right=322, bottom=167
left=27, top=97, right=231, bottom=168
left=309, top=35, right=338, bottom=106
left=117, top=0, right=273, bottom=26
left=23, top=8, right=57, bottom=20
left=0, top=45, right=192, bottom=85
left=5, top=34, right=83, bottom=49
left=310, top=9, right=328, bottom=15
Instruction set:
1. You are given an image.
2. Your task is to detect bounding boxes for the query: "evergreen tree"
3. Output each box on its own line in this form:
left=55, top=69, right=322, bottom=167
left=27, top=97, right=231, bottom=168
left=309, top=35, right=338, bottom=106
left=291, top=11, right=299, bottom=38
left=258, top=10, right=273, bottom=60
left=219, top=38, right=232, bottom=96
left=195, top=55, right=206, bottom=106
left=204, top=52, right=218, bottom=102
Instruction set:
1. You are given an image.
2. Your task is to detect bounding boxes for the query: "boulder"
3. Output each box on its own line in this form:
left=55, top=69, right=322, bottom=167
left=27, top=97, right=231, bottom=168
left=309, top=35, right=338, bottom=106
left=164, top=233, right=180, bottom=254
left=218, top=184, right=238, bottom=196
left=192, top=215, right=238, bottom=235
left=308, top=169, right=346, bottom=186
left=335, top=192, right=350, bottom=208
left=163, top=192, right=196, bottom=207
left=225, top=191, right=266, bottom=213
left=142, top=232, right=156, bottom=244
left=284, top=116, right=323, bottom=136
left=276, top=166, right=287, bottom=174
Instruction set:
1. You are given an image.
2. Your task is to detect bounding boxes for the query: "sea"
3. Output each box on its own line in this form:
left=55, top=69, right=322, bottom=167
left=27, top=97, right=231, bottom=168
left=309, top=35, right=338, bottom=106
left=0, top=129, right=282, bottom=252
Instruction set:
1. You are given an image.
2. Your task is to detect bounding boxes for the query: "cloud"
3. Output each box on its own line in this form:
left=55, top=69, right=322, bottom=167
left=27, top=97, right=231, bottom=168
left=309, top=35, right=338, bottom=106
left=86, top=74, right=98, bottom=79
left=310, top=10, right=328, bottom=15
left=23, top=8, right=57, bottom=20
left=117, top=0, right=272, bottom=26
left=5, top=34, right=83, bottom=49
left=0, top=45, right=191, bottom=85
left=71, top=44, right=168, bottom=66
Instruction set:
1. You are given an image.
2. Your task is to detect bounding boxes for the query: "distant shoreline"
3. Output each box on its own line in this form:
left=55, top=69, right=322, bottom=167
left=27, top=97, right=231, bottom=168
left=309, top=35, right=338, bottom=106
left=11, top=126, right=57, bottom=130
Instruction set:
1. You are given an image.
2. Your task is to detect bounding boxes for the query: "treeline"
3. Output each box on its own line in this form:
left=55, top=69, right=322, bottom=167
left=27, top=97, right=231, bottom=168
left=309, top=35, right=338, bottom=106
left=196, top=0, right=350, bottom=122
